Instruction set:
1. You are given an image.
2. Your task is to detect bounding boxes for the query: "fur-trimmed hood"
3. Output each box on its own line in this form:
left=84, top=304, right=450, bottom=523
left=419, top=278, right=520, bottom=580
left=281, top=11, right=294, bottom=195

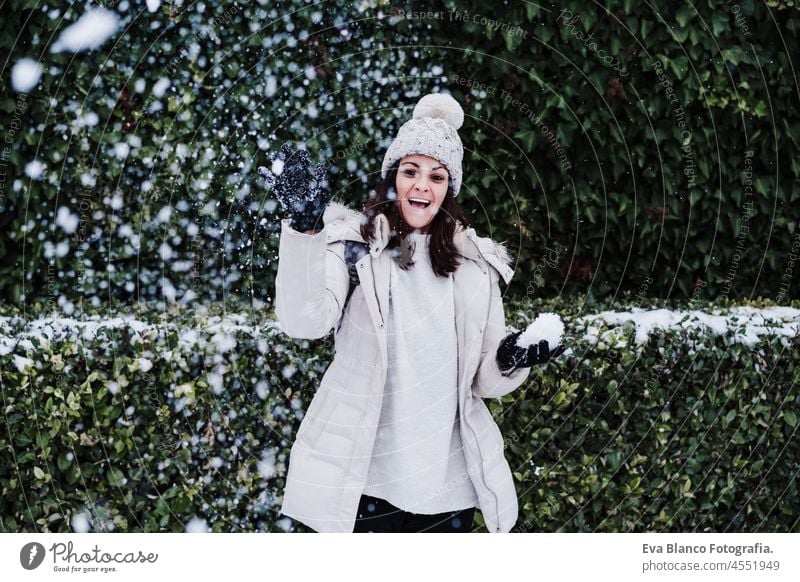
left=323, top=200, right=362, bottom=225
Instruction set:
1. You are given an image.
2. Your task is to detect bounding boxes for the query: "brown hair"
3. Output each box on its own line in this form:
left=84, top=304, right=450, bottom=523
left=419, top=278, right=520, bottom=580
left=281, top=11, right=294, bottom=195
left=359, top=162, right=470, bottom=277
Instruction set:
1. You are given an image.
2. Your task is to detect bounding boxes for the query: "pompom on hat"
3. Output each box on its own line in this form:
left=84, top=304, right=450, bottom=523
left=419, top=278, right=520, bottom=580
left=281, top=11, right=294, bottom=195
left=381, top=92, right=465, bottom=196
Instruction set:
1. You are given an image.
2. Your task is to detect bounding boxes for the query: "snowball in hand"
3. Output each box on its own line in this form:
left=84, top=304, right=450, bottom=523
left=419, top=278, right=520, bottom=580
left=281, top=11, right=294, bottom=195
left=516, top=312, right=564, bottom=350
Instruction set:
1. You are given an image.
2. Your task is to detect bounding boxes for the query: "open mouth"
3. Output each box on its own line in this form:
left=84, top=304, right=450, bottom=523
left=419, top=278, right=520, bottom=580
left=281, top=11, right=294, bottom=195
left=408, top=197, right=432, bottom=209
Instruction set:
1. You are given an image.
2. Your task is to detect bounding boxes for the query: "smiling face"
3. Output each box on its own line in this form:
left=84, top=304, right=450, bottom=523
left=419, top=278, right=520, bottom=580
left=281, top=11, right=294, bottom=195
left=395, top=154, right=449, bottom=233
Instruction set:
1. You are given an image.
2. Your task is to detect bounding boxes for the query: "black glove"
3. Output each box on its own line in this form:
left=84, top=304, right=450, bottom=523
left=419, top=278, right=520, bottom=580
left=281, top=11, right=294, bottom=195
left=259, top=143, right=330, bottom=232
left=496, top=330, right=566, bottom=372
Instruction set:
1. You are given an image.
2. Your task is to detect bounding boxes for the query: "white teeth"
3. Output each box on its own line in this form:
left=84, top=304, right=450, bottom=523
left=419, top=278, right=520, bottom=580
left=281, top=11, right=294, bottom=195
left=409, top=198, right=431, bottom=207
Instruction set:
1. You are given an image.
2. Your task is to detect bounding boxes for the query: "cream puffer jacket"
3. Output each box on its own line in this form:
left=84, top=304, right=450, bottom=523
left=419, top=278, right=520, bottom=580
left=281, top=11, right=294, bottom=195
left=275, top=201, right=532, bottom=532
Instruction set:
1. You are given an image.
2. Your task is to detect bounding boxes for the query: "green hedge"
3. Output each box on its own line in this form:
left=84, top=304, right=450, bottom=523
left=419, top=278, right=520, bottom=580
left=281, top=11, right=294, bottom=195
left=1, top=0, right=799, bottom=309
left=1, top=297, right=797, bottom=532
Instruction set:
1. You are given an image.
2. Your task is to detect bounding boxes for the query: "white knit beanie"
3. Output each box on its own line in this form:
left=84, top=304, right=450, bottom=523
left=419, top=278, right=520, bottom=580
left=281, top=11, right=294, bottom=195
left=381, top=92, right=465, bottom=196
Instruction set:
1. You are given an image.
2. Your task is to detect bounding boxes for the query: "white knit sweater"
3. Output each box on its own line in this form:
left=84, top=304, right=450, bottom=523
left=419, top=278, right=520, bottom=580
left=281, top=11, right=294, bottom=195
left=362, top=232, right=480, bottom=514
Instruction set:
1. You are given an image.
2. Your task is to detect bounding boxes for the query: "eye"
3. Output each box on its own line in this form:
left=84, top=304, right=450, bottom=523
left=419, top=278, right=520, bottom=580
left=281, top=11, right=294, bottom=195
left=432, top=175, right=445, bottom=181
left=402, top=169, right=416, bottom=177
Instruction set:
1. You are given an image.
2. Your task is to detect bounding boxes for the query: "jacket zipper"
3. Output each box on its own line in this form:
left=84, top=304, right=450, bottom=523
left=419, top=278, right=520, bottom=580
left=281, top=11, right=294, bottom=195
left=462, top=387, right=501, bottom=532
left=461, top=263, right=502, bottom=532
left=338, top=388, right=372, bottom=531
left=372, top=250, right=388, bottom=330
left=336, top=333, right=384, bottom=532
left=369, top=258, right=385, bottom=327
left=337, top=258, right=386, bottom=530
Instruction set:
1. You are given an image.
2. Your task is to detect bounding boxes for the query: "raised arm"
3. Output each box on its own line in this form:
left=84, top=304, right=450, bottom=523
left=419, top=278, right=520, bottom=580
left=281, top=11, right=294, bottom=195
left=274, top=219, right=349, bottom=340
left=263, top=142, right=346, bottom=339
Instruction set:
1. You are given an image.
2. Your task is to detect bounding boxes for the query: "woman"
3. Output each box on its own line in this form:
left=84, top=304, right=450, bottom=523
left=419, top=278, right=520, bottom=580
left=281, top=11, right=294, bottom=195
left=272, top=93, right=563, bottom=533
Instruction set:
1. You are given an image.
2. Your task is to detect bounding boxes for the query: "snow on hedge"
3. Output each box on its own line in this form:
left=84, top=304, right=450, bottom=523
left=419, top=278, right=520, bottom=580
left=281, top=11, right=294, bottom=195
left=1, top=307, right=798, bottom=361
left=0, top=312, right=283, bottom=359
left=576, top=306, right=800, bottom=349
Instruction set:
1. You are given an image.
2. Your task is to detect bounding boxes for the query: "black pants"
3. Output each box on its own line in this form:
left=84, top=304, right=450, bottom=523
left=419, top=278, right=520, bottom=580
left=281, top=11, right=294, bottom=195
left=352, top=494, right=476, bottom=533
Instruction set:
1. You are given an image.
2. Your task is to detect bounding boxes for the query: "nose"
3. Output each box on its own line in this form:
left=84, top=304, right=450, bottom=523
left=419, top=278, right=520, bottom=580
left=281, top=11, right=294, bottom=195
left=414, top=178, right=430, bottom=192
